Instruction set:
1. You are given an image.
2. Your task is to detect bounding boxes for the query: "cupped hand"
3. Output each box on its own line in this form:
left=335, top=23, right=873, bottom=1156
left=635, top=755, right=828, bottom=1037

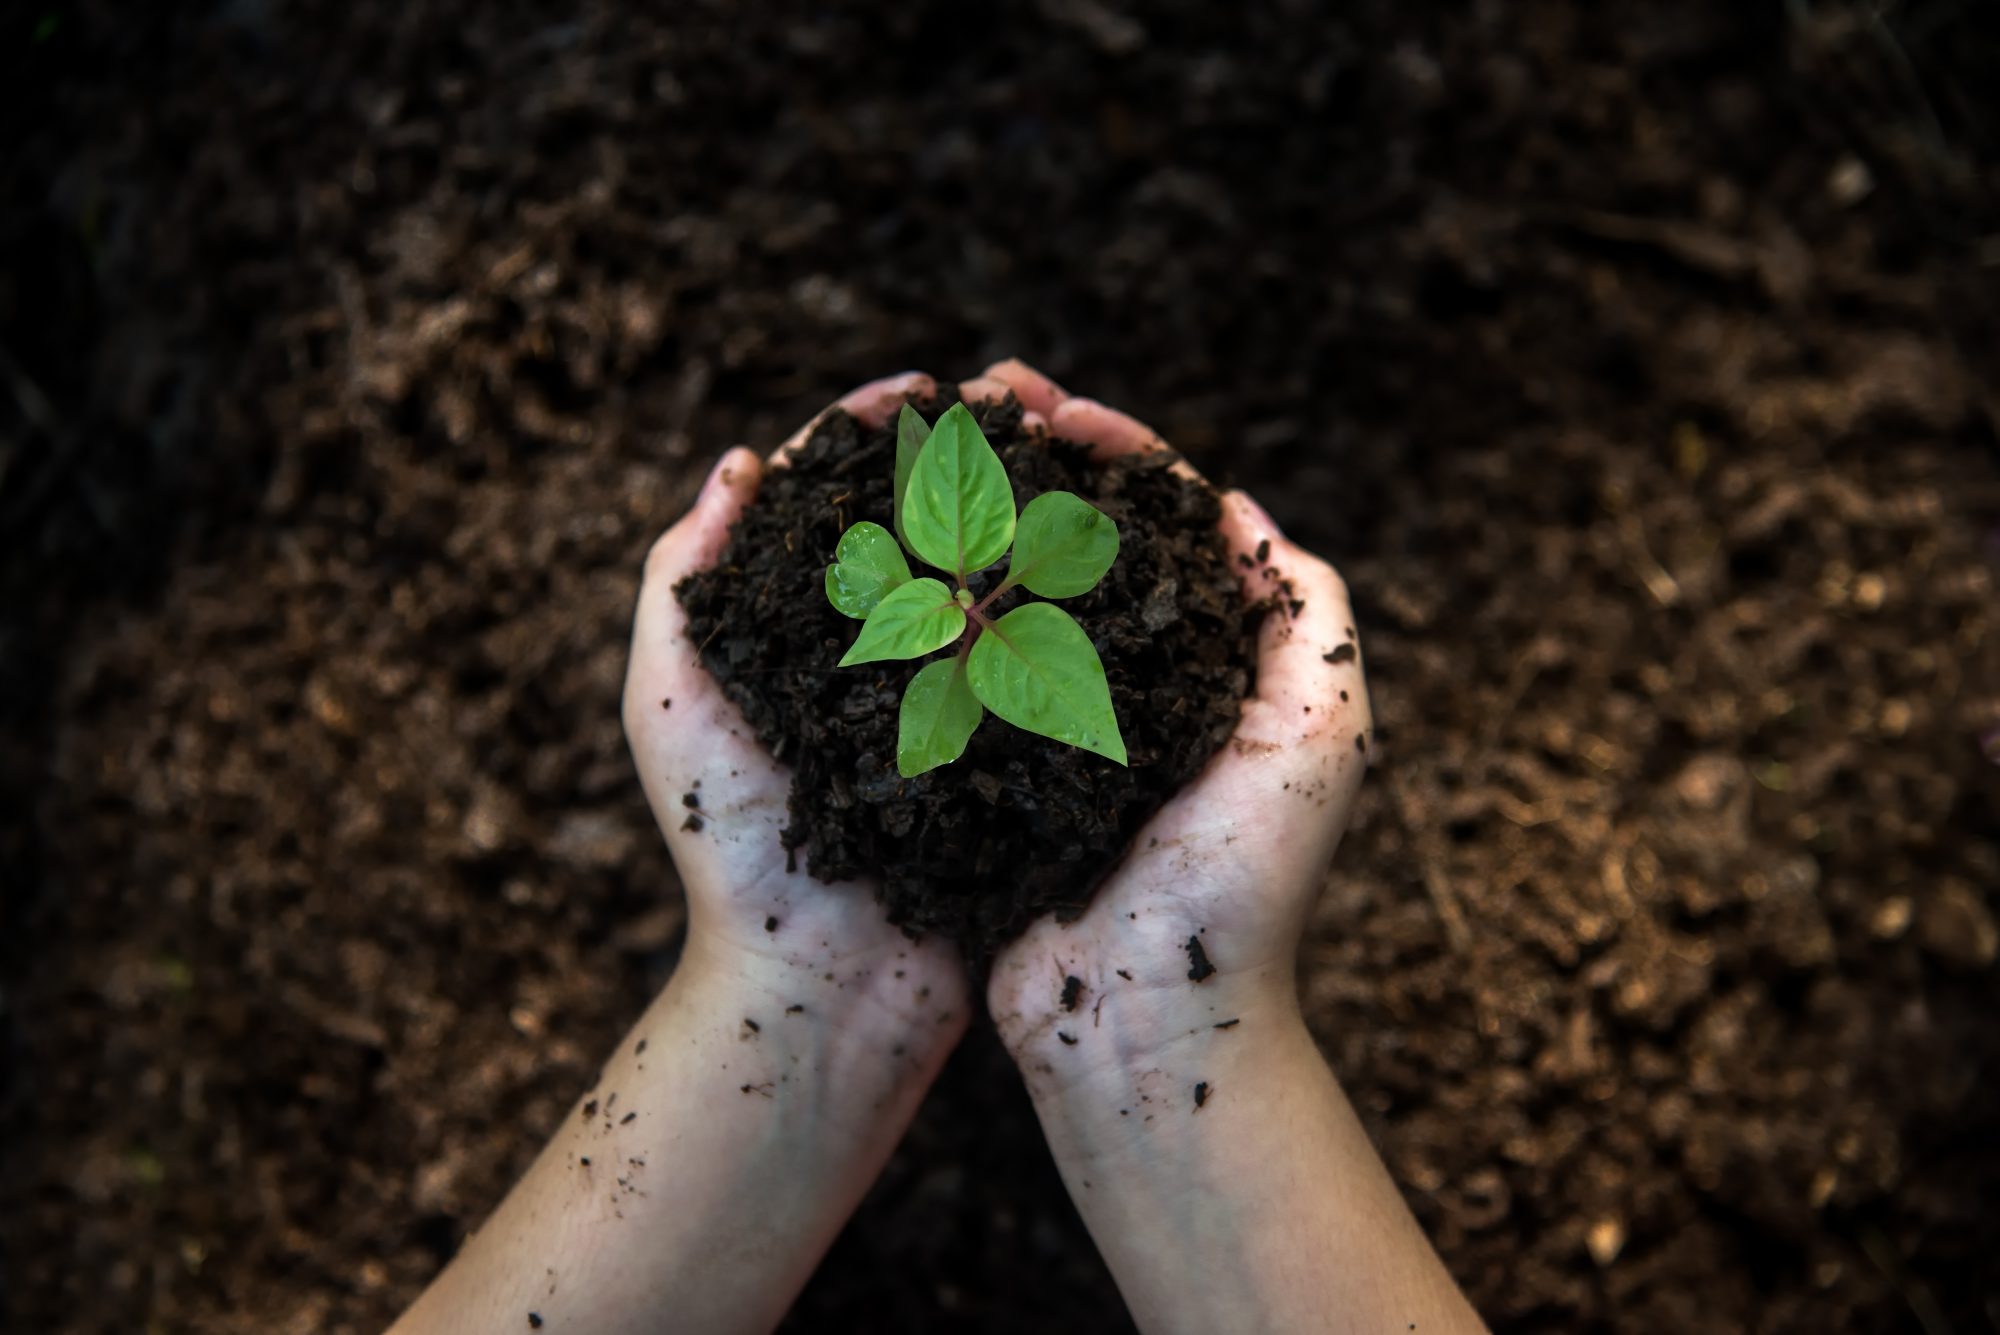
left=622, top=373, right=1000, bottom=1038
left=975, top=360, right=1372, bottom=1082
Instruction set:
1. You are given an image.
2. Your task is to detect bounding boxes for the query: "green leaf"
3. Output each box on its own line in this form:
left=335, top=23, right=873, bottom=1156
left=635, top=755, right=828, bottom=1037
left=893, top=404, right=927, bottom=549
left=897, top=656, right=984, bottom=777
left=967, top=603, right=1127, bottom=764
left=902, top=403, right=1016, bottom=579
left=1005, top=491, right=1119, bottom=598
left=825, top=521, right=913, bottom=619
left=838, top=578, right=966, bottom=666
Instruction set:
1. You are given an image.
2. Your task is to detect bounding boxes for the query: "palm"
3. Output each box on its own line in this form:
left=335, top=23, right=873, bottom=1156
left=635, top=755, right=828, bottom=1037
left=623, top=375, right=974, bottom=1010
left=964, top=361, right=1371, bottom=1043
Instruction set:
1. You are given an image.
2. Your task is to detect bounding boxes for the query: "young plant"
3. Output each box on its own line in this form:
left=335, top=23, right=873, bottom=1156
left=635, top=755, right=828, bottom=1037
left=824, top=402, right=1126, bottom=777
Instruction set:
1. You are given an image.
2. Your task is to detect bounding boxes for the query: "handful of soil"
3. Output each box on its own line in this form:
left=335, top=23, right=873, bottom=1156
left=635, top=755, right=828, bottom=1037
left=676, top=394, right=1259, bottom=958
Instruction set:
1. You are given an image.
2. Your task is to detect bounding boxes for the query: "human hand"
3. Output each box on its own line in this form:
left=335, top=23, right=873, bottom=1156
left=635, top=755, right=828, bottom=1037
left=976, top=360, right=1371, bottom=1087
left=621, top=374, right=984, bottom=1058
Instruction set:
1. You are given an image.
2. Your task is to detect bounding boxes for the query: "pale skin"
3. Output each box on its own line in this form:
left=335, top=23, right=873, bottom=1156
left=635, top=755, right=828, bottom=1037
left=389, top=362, right=1484, bottom=1335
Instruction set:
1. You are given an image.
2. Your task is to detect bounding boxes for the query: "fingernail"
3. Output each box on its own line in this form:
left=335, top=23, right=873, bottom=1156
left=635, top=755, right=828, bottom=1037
left=701, top=448, right=752, bottom=502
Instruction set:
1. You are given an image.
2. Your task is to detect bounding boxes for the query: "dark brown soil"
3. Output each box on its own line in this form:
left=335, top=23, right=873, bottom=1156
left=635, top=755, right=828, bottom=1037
left=676, top=393, right=1256, bottom=957
left=5, top=3, right=2000, bottom=1333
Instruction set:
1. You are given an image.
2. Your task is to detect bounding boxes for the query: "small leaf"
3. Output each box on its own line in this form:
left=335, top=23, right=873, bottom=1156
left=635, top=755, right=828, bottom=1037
left=967, top=603, right=1127, bottom=764
left=903, top=403, right=1016, bottom=579
left=825, top=521, right=912, bottom=619
left=838, top=578, right=966, bottom=666
left=897, top=657, right=984, bottom=777
left=1006, top=491, right=1119, bottom=598
left=893, top=404, right=927, bottom=549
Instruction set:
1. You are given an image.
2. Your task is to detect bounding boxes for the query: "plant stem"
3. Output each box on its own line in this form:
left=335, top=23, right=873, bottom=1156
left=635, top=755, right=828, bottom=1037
left=971, top=582, right=1010, bottom=616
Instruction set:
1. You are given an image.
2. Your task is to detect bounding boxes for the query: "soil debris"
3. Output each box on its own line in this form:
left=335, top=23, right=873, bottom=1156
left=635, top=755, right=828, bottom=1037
left=1185, top=936, right=1217, bottom=983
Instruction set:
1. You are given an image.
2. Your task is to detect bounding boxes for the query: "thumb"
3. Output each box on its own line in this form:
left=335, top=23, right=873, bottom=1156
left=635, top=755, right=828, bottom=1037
left=691, top=446, right=763, bottom=547
left=643, top=447, right=764, bottom=589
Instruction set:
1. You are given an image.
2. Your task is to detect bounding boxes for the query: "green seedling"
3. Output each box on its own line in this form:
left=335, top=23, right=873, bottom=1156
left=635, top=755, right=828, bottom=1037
left=825, top=402, right=1126, bottom=777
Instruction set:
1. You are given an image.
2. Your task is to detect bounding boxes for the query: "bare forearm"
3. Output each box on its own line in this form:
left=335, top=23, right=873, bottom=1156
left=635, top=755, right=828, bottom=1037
left=391, top=942, right=962, bottom=1335
left=1017, top=973, right=1483, bottom=1335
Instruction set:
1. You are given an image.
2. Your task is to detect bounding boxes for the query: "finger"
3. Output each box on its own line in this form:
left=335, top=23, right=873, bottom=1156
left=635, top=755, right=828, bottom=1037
left=627, top=448, right=765, bottom=740
left=772, top=370, right=936, bottom=463
left=961, top=379, right=1046, bottom=432
left=627, top=448, right=766, bottom=733
left=1091, top=506, right=1367, bottom=918
left=623, top=449, right=790, bottom=831
left=1048, top=397, right=1205, bottom=484
left=981, top=358, right=1070, bottom=417
left=643, top=448, right=764, bottom=589
left=957, top=374, right=1012, bottom=407
left=1219, top=490, right=1367, bottom=735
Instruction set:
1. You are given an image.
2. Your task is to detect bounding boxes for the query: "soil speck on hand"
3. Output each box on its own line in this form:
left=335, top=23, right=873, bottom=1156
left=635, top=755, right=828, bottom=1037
left=681, top=791, right=700, bottom=809
left=1060, top=975, right=1084, bottom=1012
left=764, top=914, right=780, bottom=933
left=1057, top=1031, right=1077, bottom=1046
left=680, top=813, right=704, bottom=833
left=1215, top=1018, right=1240, bottom=1030
left=528, top=1314, right=543, bottom=1329
left=1325, top=643, right=1356, bottom=665
left=1185, top=935, right=1217, bottom=982
left=1194, top=1081, right=1211, bottom=1109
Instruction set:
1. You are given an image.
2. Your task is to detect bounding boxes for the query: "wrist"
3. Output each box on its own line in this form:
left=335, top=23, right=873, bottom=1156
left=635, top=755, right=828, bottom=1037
left=674, top=925, right=968, bottom=1070
left=996, top=954, right=1305, bottom=1107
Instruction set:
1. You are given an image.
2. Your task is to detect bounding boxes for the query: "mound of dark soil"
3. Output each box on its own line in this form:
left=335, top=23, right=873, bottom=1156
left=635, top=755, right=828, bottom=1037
left=676, top=394, right=1258, bottom=957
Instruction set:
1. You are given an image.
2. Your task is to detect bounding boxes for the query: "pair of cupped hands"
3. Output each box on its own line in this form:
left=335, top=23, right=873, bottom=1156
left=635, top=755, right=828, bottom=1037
left=623, top=359, right=1370, bottom=1077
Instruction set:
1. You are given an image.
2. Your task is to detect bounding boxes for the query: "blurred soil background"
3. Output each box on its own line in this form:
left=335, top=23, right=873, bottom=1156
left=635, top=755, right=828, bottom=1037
left=4, top=2, right=1998, bottom=1331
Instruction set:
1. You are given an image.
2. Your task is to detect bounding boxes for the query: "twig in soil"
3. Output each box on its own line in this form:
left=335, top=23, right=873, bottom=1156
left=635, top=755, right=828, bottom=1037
left=1618, top=512, right=1682, bottom=607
